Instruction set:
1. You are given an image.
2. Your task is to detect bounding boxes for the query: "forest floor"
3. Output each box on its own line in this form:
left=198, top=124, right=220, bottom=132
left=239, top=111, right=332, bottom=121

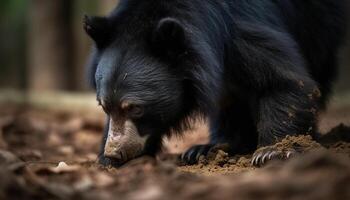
left=0, top=100, right=350, bottom=200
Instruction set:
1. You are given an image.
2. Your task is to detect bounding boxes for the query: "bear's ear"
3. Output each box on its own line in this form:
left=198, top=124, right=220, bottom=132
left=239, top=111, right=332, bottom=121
left=153, top=18, right=187, bottom=57
left=83, top=15, right=110, bottom=47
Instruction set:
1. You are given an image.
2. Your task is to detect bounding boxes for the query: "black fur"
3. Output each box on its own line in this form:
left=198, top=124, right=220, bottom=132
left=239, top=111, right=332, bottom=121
left=84, top=0, right=347, bottom=165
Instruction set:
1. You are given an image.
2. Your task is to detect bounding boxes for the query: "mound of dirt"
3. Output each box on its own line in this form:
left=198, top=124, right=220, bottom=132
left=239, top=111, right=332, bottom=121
left=179, top=135, right=327, bottom=175
left=268, top=135, right=323, bottom=152
left=179, top=148, right=254, bottom=175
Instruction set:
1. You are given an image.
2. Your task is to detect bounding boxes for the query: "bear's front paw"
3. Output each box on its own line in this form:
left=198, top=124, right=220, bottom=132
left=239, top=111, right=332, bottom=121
left=251, top=147, right=298, bottom=167
left=181, top=144, right=216, bottom=165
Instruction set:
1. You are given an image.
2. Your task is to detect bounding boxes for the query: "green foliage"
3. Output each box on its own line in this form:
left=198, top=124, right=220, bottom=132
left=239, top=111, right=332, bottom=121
left=0, top=0, right=28, bottom=88
left=0, top=0, right=27, bottom=20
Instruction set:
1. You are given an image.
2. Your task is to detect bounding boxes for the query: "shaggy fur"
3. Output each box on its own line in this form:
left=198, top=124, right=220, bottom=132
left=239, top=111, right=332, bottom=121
left=85, top=0, right=347, bottom=166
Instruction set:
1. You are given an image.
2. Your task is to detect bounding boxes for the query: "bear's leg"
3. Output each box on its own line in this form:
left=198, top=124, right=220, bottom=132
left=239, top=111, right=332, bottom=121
left=182, top=100, right=258, bottom=164
left=251, top=78, right=320, bottom=166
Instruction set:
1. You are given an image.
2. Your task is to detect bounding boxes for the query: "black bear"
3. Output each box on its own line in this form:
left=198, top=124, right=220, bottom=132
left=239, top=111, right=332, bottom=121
left=84, top=0, right=347, bottom=166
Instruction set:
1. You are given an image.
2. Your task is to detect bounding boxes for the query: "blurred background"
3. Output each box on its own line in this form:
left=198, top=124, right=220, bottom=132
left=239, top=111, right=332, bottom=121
left=0, top=0, right=118, bottom=93
left=1, top=2, right=350, bottom=199
left=0, top=0, right=349, bottom=102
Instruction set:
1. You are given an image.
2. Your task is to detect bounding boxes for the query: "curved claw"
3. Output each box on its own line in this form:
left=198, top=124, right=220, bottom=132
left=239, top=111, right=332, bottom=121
left=286, top=150, right=296, bottom=159
left=268, top=152, right=278, bottom=160
left=181, top=144, right=214, bottom=165
left=261, top=153, right=270, bottom=164
left=251, top=153, right=263, bottom=166
left=251, top=147, right=300, bottom=167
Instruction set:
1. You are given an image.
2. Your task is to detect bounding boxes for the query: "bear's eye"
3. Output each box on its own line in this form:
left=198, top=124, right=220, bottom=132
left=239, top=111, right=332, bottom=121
left=127, top=105, right=144, bottom=119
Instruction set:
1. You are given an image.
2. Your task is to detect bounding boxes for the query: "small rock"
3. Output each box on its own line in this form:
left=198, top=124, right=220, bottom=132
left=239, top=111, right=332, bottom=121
left=50, top=162, right=80, bottom=174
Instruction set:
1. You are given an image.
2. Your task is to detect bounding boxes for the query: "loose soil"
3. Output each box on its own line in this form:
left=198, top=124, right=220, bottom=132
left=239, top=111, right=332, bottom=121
left=0, top=103, right=350, bottom=200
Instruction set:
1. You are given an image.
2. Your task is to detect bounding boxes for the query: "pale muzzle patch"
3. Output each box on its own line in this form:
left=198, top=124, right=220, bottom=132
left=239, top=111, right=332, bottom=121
left=104, top=118, right=148, bottom=163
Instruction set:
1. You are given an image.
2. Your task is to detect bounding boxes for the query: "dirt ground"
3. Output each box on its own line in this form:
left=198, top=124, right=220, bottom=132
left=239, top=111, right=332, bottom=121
left=0, top=103, right=350, bottom=200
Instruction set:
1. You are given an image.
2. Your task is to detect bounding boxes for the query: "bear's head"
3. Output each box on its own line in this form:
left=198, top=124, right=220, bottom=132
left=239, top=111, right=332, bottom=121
left=84, top=9, right=198, bottom=164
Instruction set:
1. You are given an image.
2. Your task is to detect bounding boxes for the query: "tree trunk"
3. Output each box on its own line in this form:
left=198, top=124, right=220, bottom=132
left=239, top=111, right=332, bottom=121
left=27, top=0, right=74, bottom=91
